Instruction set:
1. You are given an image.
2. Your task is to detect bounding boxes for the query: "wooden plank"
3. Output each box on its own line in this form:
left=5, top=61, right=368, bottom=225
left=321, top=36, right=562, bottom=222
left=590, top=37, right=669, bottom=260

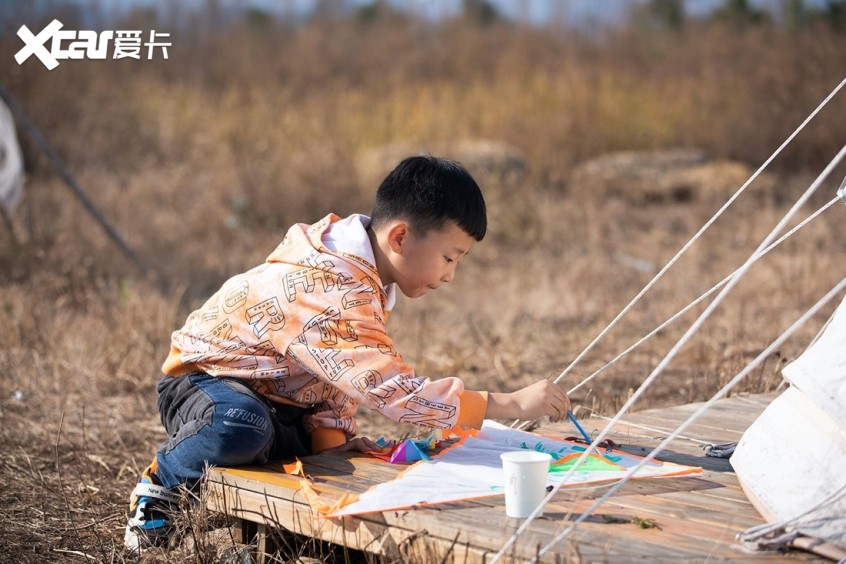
left=698, top=483, right=755, bottom=504
left=207, top=480, right=419, bottom=558
left=621, top=410, right=748, bottom=439
left=544, top=504, right=755, bottom=561
left=205, top=392, right=827, bottom=562
left=548, top=475, right=722, bottom=502
left=548, top=492, right=806, bottom=561
left=509, top=507, right=750, bottom=561
left=697, top=393, right=777, bottom=410
left=557, top=476, right=748, bottom=508
left=260, top=456, right=401, bottom=490
left=212, top=465, right=370, bottom=497
left=620, top=398, right=768, bottom=438
left=300, top=452, right=407, bottom=481
left=658, top=488, right=758, bottom=514
left=409, top=503, right=707, bottom=561
left=541, top=494, right=816, bottom=562
left=573, top=419, right=712, bottom=456
left=599, top=492, right=764, bottom=530
left=604, top=411, right=742, bottom=439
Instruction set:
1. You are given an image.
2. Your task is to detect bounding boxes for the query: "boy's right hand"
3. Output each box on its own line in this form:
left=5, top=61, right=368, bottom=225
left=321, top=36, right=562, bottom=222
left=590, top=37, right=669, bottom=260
left=486, top=380, right=571, bottom=423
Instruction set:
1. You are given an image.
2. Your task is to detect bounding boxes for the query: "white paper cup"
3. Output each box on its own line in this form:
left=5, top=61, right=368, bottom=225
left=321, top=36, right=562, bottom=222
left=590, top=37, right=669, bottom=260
left=500, top=451, right=552, bottom=518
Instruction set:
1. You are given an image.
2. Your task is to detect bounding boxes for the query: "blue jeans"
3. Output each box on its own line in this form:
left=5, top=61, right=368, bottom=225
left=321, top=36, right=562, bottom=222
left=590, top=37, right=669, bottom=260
left=152, top=373, right=311, bottom=490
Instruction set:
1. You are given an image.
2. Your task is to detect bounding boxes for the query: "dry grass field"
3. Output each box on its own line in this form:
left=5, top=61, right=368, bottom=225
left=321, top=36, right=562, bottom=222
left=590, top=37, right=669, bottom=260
left=1, top=2, right=845, bottom=561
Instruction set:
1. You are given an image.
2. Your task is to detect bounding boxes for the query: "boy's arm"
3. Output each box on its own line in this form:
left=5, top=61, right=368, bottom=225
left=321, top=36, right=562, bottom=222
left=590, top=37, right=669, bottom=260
left=285, top=299, right=570, bottom=451
left=308, top=379, right=570, bottom=452
left=286, top=304, right=491, bottom=449
left=483, top=379, right=571, bottom=423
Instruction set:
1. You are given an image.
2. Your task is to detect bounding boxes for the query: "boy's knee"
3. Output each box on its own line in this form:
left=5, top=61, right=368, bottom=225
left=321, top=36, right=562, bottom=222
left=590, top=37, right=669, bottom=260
left=210, top=395, right=273, bottom=465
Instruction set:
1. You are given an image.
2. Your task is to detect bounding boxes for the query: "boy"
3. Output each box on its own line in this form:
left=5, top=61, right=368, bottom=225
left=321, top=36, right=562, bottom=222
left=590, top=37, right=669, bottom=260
left=125, top=156, right=570, bottom=552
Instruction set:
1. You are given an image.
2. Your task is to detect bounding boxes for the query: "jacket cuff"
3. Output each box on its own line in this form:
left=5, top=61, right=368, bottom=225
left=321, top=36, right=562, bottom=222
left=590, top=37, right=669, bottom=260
left=456, top=390, right=489, bottom=429
left=311, top=427, right=347, bottom=453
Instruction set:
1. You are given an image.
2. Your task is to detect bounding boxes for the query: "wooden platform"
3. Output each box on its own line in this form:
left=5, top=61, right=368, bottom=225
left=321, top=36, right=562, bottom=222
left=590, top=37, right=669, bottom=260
left=206, top=393, right=824, bottom=562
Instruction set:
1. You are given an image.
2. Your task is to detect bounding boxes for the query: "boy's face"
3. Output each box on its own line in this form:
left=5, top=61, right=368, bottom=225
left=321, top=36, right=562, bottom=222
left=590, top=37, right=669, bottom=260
left=391, top=221, right=475, bottom=298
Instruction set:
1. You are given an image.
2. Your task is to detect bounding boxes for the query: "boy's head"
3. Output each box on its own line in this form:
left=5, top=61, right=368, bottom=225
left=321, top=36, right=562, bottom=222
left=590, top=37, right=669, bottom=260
left=370, top=155, right=487, bottom=242
left=368, top=156, right=487, bottom=298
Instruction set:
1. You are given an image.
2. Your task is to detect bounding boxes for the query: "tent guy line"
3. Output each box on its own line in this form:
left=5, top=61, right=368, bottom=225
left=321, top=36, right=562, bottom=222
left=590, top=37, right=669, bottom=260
left=493, top=143, right=846, bottom=562
left=510, top=193, right=843, bottom=435
left=508, top=75, right=846, bottom=432
left=563, top=196, right=842, bottom=396
left=589, top=413, right=712, bottom=445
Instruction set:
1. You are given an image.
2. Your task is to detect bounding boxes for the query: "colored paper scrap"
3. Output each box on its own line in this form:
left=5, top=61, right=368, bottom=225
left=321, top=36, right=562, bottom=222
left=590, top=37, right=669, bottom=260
left=550, top=452, right=625, bottom=472
left=369, top=429, right=445, bottom=464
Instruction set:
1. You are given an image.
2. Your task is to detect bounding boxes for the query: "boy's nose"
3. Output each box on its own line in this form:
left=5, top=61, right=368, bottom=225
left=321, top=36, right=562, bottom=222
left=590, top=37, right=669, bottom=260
left=441, top=267, right=455, bottom=283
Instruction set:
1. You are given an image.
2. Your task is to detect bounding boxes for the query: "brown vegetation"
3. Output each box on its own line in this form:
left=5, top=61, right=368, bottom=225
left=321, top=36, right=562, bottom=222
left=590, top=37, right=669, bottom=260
left=1, top=3, right=845, bottom=561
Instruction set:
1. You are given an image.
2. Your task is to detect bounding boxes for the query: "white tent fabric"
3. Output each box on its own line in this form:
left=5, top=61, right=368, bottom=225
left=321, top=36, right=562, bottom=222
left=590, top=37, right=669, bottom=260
left=0, top=98, right=24, bottom=216
left=784, top=297, right=846, bottom=430
left=732, top=295, right=846, bottom=550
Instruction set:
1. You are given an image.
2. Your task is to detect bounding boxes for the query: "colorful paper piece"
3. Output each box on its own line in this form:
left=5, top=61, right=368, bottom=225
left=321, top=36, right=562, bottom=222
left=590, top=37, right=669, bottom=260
left=550, top=452, right=625, bottom=472
left=330, top=420, right=701, bottom=517
left=273, top=458, right=359, bottom=515
left=370, top=438, right=432, bottom=463
left=368, top=429, right=445, bottom=464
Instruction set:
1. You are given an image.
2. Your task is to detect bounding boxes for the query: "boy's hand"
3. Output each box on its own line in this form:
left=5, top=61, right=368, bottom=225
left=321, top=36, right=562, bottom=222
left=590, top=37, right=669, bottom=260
left=486, top=380, right=571, bottom=422
left=321, top=437, right=383, bottom=455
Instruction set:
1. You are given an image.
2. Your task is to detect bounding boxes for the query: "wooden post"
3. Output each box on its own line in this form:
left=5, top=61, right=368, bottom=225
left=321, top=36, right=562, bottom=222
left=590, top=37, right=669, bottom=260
left=0, top=83, right=149, bottom=274
left=232, top=518, right=271, bottom=564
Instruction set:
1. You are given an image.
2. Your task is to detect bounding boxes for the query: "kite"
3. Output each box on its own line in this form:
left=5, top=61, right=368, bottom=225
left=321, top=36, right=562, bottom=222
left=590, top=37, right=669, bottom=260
left=331, top=420, right=701, bottom=517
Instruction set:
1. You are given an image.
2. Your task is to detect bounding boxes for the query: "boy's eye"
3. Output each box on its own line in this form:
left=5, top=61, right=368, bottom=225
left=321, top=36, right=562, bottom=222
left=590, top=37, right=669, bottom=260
left=444, top=257, right=454, bottom=264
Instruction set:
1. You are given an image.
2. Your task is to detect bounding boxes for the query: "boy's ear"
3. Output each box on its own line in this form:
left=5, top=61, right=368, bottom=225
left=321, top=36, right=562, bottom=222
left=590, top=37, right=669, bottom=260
left=386, top=222, right=409, bottom=255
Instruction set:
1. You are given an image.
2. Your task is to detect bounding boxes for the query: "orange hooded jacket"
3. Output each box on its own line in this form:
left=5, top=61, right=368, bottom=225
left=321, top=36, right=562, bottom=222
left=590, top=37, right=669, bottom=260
left=161, top=214, right=488, bottom=451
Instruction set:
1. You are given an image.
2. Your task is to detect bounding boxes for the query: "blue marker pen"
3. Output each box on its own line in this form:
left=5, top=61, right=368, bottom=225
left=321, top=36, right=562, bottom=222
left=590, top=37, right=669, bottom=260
left=567, top=410, right=593, bottom=444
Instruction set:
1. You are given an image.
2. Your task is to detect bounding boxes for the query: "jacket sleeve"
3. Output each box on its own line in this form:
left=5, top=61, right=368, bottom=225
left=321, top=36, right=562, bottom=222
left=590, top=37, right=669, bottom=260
left=285, top=301, right=488, bottom=450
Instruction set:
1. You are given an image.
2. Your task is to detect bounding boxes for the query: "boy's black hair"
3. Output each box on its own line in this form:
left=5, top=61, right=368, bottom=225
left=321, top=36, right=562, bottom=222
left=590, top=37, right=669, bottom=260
left=370, top=155, right=487, bottom=241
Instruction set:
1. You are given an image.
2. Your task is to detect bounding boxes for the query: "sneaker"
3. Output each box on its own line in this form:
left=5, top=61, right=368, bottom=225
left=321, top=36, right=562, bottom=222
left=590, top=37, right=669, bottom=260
left=124, top=458, right=181, bottom=552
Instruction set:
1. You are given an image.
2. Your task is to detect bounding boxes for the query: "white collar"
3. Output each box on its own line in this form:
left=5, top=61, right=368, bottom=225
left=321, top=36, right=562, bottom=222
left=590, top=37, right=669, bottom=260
left=321, top=214, right=396, bottom=311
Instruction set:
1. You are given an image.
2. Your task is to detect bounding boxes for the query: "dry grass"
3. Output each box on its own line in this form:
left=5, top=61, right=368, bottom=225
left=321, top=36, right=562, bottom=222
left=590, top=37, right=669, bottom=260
left=1, top=3, right=846, bottom=561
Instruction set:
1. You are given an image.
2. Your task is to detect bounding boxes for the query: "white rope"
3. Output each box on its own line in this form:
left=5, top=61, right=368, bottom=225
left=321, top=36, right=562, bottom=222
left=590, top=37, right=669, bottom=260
left=491, top=145, right=846, bottom=562
left=566, top=196, right=839, bottom=395
left=533, top=276, right=846, bottom=561
left=590, top=414, right=712, bottom=445
left=508, top=76, right=846, bottom=430
left=513, top=195, right=840, bottom=432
